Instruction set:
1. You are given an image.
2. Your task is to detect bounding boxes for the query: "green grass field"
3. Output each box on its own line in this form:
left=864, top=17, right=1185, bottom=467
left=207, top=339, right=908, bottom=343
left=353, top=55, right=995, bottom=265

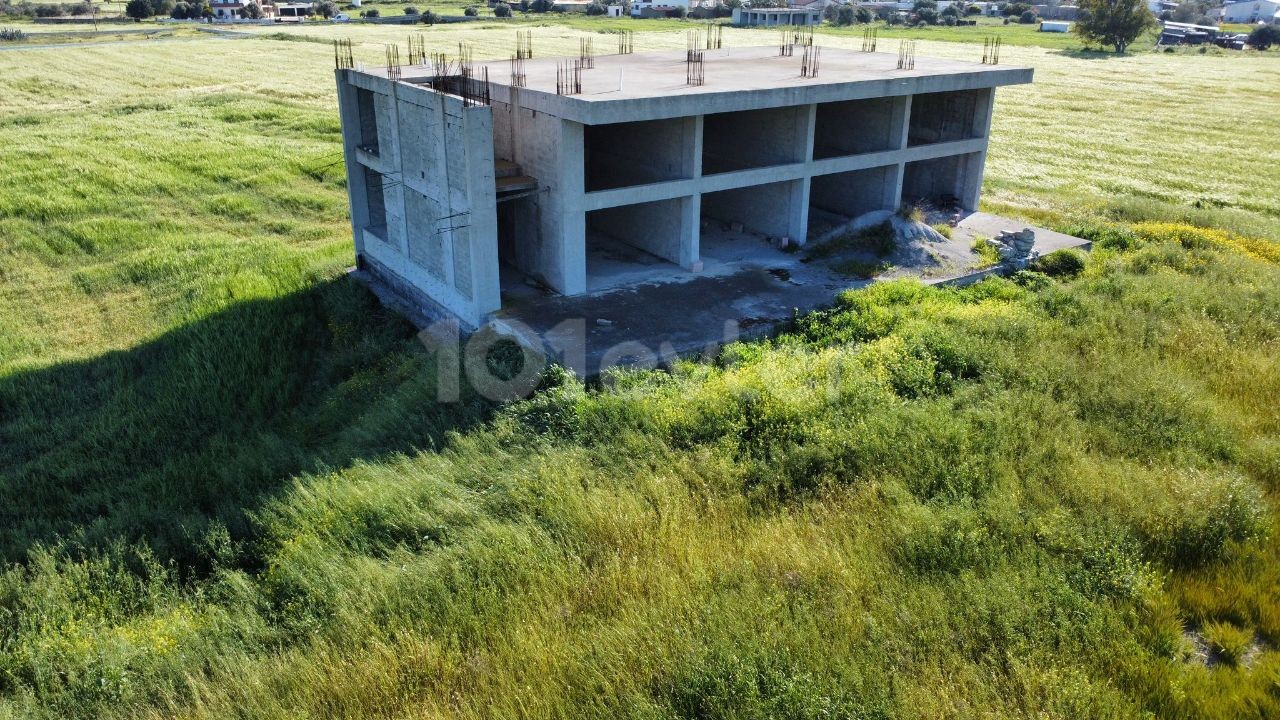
left=1, top=18, right=1279, bottom=720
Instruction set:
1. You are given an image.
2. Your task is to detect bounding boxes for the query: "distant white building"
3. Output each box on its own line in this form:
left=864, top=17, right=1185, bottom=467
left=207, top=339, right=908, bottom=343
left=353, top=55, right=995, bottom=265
left=630, top=0, right=689, bottom=17
left=1220, top=0, right=1280, bottom=23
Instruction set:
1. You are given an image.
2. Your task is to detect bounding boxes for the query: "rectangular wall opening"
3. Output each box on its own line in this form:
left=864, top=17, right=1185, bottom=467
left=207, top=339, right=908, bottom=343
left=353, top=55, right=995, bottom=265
left=585, top=118, right=692, bottom=192
left=362, top=166, right=387, bottom=240
left=901, top=153, right=979, bottom=210
left=813, top=97, right=902, bottom=159
left=585, top=197, right=691, bottom=291
left=702, top=106, right=808, bottom=174
left=809, top=165, right=896, bottom=233
left=907, top=90, right=984, bottom=147
left=356, top=87, right=380, bottom=155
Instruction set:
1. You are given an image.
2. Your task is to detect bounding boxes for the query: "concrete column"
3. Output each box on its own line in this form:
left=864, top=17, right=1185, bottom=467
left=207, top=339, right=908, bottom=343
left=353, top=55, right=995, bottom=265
left=892, top=94, right=913, bottom=150
left=790, top=104, right=815, bottom=243
left=961, top=88, right=996, bottom=211
left=558, top=120, right=587, bottom=295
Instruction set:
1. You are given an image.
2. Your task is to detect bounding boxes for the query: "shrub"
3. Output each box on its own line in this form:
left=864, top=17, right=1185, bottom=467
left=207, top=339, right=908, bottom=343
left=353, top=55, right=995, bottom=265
left=1018, top=8, right=1036, bottom=22
left=1001, top=1, right=1031, bottom=15
left=241, top=0, right=261, bottom=17
left=0, top=26, right=26, bottom=41
left=360, top=7, right=378, bottom=16
left=493, top=1, right=510, bottom=15
left=917, top=7, right=938, bottom=23
left=896, top=202, right=925, bottom=223
left=529, top=0, right=551, bottom=10
left=33, top=3, right=63, bottom=16
left=1249, top=24, right=1280, bottom=50
left=463, top=4, right=477, bottom=14
left=1031, top=249, right=1087, bottom=278
left=403, top=5, right=418, bottom=13
left=170, top=0, right=190, bottom=16
left=855, top=6, right=871, bottom=22
left=419, top=8, right=439, bottom=22
left=585, top=0, right=605, bottom=13
left=125, top=0, right=152, bottom=18
left=835, top=4, right=854, bottom=24
left=971, top=237, right=1001, bottom=267
left=315, top=0, right=336, bottom=16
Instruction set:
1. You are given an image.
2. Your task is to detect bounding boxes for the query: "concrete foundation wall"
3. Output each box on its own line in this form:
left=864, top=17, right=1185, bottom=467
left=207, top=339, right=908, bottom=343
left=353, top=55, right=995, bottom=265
left=810, top=165, right=899, bottom=218
left=813, top=96, right=908, bottom=159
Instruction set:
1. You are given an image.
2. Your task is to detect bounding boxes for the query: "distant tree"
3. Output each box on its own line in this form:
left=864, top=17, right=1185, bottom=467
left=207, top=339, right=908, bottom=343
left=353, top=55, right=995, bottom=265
left=493, top=0, right=511, bottom=14
left=965, top=2, right=980, bottom=12
left=1072, top=0, right=1155, bottom=53
left=916, top=6, right=938, bottom=23
left=939, top=3, right=958, bottom=18
left=874, top=5, right=892, bottom=20
left=149, top=0, right=174, bottom=15
left=834, top=4, right=852, bottom=24
left=854, top=5, right=871, bottom=21
left=360, top=6, right=378, bottom=15
left=1017, top=8, right=1034, bottom=21
left=1249, top=24, right=1280, bottom=49
left=125, top=0, right=152, bottom=18
left=315, top=0, right=336, bottom=16
left=241, top=1, right=261, bottom=17
left=463, top=4, right=477, bottom=14
left=170, top=1, right=189, bottom=16
left=585, top=0, right=605, bottom=13
left=529, top=0, right=551, bottom=11
left=712, top=1, right=732, bottom=17
left=420, top=8, right=440, bottom=21
left=34, top=4, right=64, bottom=16
left=822, top=3, right=836, bottom=21
left=1169, top=0, right=1211, bottom=25
left=1001, top=1, right=1030, bottom=15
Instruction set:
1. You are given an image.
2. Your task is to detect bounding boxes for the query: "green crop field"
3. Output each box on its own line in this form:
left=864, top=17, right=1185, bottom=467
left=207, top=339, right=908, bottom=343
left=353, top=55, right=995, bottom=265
left=1, top=17, right=1279, bottom=720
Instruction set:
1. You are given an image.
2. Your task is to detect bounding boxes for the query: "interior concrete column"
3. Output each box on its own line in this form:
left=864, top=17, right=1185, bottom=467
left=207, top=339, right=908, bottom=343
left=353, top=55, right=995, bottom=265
left=892, top=94, right=913, bottom=150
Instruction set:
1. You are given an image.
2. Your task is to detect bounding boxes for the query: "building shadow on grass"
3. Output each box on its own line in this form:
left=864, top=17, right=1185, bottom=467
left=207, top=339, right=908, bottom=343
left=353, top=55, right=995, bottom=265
left=0, top=276, right=497, bottom=574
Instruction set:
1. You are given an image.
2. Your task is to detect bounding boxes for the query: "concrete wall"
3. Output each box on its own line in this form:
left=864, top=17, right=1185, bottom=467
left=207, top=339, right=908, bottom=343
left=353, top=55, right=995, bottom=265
left=702, top=180, right=807, bottom=240
left=901, top=152, right=984, bottom=208
left=587, top=196, right=697, bottom=268
left=813, top=96, right=908, bottom=158
left=810, top=165, right=899, bottom=219
left=491, top=90, right=586, bottom=295
left=907, top=88, right=990, bottom=147
left=585, top=116, right=697, bottom=191
left=337, top=70, right=500, bottom=329
left=703, top=105, right=812, bottom=174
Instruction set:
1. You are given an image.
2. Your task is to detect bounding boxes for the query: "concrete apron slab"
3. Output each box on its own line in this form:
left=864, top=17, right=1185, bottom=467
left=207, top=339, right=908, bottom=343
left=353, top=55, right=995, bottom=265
left=352, top=213, right=1090, bottom=379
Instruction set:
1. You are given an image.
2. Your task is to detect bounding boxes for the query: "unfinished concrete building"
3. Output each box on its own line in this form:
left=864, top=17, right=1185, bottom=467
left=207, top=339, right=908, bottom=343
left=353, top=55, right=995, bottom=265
left=335, top=43, right=1031, bottom=329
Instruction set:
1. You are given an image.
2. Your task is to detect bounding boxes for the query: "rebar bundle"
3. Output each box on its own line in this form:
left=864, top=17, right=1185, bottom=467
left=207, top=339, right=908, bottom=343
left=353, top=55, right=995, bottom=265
left=800, top=43, right=820, bottom=78
left=896, top=40, right=916, bottom=70
left=407, top=34, right=426, bottom=66
left=779, top=30, right=793, bottom=57
left=579, top=36, right=595, bottom=69
left=861, top=27, right=877, bottom=52
left=793, top=25, right=813, bottom=47
left=556, top=60, right=582, bottom=95
left=334, top=38, right=354, bottom=69
left=385, top=44, right=402, bottom=81
left=510, top=54, right=526, bottom=87
left=515, top=30, right=533, bottom=60
left=460, top=65, right=490, bottom=107
left=705, top=24, right=723, bottom=50
left=617, top=30, right=634, bottom=55
left=686, top=29, right=704, bottom=62
left=686, top=49, right=704, bottom=86
left=981, top=36, right=1001, bottom=65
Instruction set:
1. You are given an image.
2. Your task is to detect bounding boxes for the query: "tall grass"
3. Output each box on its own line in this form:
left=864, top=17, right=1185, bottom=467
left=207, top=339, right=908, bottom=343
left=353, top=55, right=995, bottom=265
left=1, top=25, right=1279, bottom=720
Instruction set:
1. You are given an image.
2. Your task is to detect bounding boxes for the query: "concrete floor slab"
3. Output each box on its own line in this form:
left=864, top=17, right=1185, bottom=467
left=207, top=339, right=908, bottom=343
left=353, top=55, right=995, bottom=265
left=486, top=212, right=1089, bottom=376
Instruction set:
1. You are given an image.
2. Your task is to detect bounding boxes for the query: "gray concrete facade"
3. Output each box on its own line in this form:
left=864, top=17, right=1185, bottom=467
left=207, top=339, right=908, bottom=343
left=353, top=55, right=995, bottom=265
left=335, top=45, right=1031, bottom=329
